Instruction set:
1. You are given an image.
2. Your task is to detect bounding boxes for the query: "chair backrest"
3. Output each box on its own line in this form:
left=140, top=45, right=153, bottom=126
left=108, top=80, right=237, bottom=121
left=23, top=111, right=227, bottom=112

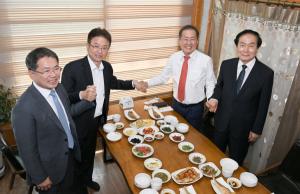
left=280, top=139, right=300, bottom=183
left=0, top=135, right=26, bottom=179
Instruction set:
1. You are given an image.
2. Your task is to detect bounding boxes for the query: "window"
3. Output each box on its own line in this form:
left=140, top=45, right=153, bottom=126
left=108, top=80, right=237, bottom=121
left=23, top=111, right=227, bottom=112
left=0, top=0, right=193, bottom=101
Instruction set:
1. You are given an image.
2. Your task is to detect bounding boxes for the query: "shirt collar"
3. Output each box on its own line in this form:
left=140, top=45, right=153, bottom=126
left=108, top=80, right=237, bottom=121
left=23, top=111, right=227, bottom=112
left=238, top=58, right=256, bottom=70
left=87, top=55, right=104, bottom=71
left=32, top=81, right=53, bottom=99
left=179, top=50, right=197, bottom=59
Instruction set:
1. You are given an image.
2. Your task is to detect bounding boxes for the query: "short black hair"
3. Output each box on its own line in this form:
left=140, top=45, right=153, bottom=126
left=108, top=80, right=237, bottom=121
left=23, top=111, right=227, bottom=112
left=179, top=25, right=199, bottom=40
left=25, top=47, right=59, bottom=71
left=87, top=27, right=112, bottom=46
left=234, top=29, right=262, bottom=48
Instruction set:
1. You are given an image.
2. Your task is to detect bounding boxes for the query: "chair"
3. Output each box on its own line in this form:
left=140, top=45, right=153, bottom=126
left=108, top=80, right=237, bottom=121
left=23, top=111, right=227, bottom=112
left=0, top=135, right=34, bottom=194
left=259, top=139, right=300, bottom=194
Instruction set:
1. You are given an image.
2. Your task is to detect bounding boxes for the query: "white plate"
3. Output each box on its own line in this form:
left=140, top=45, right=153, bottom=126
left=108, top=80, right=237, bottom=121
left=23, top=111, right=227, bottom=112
left=139, top=188, right=158, bottom=194
left=124, top=109, right=140, bottom=121
left=152, top=169, right=171, bottom=183
left=144, top=157, right=162, bottom=171
left=148, top=106, right=164, bottom=120
left=178, top=141, right=194, bottom=153
left=114, top=122, right=124, bottom=129
left=169, top=132, right=185, bottom=143
left=139, top=125, right=159, bottom=136
left=130, top=119, right=155, bottom=129
left=188, top=152, right=206, bottom=165
left=160, top=124, right=175, bottom=134
left=123, top=127, right=138, bottom=137
left=128, top=135, right=144, bottom=145
left=132, top=144, right=154, bottom=158
left=106, top=132, right=122, bottom=142
left=171, top=167, right=203, bottom=185
left=135, top=173, right=151, bottom=189
left=199, top=162, right=221, bottom=178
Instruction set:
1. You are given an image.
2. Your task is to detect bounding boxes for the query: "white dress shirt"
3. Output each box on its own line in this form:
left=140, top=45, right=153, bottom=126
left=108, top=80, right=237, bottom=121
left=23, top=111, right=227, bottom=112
left=87, top=56, right=105, bottom=118
left=32, top=82, right=70, bottom=126
left=147, top=50, right=216, bottom=104
left=237, top=58, right=256, bottom=87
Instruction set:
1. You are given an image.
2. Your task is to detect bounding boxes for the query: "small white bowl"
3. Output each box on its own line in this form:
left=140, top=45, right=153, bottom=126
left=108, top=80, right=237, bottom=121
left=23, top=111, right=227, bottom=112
left=135, top=173, right=151, bottom=189
left=178, top=141, right=194, bottom=153
left=176, top=123, right=189, bottom=133
left=144, top=134, right=155, bottom=142
left=154, top=132, right=164, bottom=140
left=139, top=188, right=158, bottom=194
left=115, top=122, right=124, bottom=129
left=227, top=177, right=242, bottom=189
left=188, top=152, right=206, bottom=165
left=160, top=124, right=175, bottom=134
left=103, top=123, right=117, bottom=133
left=164, top=115, right=178, bottom=126
left=128, top=135, right=144, bottom=145
left=106, top=132, right=122, bottom=142
left=220, top=158, right=239, bottom=171
left=240, top=172, right=258, bottom=187
left=161, top=188, right=175, bottom=194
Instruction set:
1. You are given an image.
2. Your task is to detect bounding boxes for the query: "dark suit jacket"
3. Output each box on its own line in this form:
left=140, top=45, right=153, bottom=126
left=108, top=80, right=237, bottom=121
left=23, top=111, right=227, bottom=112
left=61, top=56, right=134, bottom=138
left=212, top=58, right=274, bottom=138
left=11, top=83, right=93, bottom=185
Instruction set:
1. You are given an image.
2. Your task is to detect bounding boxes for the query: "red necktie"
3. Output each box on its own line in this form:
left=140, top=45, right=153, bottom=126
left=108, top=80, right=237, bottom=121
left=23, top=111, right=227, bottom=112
left=177, top=56, right=190, bottom=102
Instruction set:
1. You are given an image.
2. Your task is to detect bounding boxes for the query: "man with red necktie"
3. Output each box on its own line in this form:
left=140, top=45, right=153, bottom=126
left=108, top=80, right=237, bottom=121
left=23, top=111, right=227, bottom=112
left=144, top=25, right=216, bottom=133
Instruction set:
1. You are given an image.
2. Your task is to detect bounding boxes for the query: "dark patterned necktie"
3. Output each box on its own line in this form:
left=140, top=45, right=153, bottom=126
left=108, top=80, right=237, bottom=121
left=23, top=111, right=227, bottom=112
left=236, top=65, right=247, bottom=94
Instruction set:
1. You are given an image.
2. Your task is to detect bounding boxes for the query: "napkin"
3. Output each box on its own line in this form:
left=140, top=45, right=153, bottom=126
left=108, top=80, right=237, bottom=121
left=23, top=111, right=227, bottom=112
left=216, top=177, right=234, bottom=193
left=179, top=185, right=197, bottom=194
left=107, top=114, right=114, bottom=121
left=159, top=106, right=173, bottom=112
left=144, top=98, right=160, bottom=105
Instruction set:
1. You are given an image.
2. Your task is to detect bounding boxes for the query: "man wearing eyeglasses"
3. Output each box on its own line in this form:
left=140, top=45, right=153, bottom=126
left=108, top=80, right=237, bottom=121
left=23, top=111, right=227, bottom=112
left=61, top=28, right=144, bottom=191
left=12, top=47, right=94, bottom=194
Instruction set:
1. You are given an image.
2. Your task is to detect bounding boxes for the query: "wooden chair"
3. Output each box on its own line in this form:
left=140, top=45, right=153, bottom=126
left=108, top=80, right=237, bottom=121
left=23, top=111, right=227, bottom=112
left=0, top=135, right=34, bottom=194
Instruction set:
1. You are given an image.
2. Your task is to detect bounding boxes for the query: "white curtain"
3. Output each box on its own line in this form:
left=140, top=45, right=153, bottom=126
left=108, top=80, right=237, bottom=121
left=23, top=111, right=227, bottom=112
left=216, top=1, right=300, bottom=173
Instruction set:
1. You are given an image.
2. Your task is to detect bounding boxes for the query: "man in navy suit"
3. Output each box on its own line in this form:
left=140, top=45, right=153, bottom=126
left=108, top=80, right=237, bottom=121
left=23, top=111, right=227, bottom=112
left=207, top=30, right=274, bottom=165
left=61, top=28, right=144, bottom=191
left=12, top=47, right=93, bottom=193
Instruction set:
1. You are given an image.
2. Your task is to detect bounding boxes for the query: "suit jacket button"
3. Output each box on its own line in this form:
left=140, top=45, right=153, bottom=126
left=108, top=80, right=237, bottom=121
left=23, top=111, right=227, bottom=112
left=65, top=151, right=69, bottom=155
left=64, top=138, right=67, bottom=142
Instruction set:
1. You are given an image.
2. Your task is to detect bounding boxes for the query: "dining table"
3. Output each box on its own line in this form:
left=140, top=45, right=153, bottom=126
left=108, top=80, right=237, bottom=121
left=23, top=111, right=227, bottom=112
left=100, top=98, right=271, bottom=194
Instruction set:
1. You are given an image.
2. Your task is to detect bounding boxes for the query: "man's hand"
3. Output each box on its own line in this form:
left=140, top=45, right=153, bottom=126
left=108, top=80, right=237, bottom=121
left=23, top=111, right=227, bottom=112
left=79, top=85, right=97, bottom=102
left=248, top=131, right=260, bottom=142
left=205, top=99, right=218, bottom=112
left=133, top=80, right=148, bottom=93
left=37, top=177, right=52, bottom=191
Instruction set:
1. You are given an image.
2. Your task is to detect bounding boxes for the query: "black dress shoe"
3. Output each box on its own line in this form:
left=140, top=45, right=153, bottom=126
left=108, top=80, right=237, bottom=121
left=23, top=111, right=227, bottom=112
left=87, top=181, right=100, bottom=191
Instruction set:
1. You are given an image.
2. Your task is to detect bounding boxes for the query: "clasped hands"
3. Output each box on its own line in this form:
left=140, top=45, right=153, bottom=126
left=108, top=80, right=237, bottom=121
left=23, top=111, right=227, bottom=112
left=205, top=99, right=218, bottom=113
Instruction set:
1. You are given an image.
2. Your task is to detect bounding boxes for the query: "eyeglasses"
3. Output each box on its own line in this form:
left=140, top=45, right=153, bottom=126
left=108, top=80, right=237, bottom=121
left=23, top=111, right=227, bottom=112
left=89, top=44, right=109, bottom=52
left=32, top=66, right=62, bottom=76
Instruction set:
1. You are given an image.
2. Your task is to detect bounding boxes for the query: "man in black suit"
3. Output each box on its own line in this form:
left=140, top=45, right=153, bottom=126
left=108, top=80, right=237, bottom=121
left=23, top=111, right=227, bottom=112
left=206, top=30, right=274, bottom=165
left=61, top=28, right=144, bottom=191
left=12, top=47, right=93, bottom=193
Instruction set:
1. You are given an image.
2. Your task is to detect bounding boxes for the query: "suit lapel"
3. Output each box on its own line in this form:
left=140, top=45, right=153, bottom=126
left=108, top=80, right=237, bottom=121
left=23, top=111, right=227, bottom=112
left=29, top=85, right=65, bottom=132
left=102, top=61, right=109, bottom=95
left=82, top=56, right=94, bottom=86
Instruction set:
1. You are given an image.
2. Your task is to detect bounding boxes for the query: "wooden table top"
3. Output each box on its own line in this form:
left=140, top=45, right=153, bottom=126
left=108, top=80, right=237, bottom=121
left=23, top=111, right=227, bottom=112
left=101, top=99, right=270, bottom=194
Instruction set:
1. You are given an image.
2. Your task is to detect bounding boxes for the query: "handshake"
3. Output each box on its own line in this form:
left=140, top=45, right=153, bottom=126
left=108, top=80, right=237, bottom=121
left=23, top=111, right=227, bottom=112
left=133, top=80, right=148, bottom=93
left=79, top=80, right=149, bottom=102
